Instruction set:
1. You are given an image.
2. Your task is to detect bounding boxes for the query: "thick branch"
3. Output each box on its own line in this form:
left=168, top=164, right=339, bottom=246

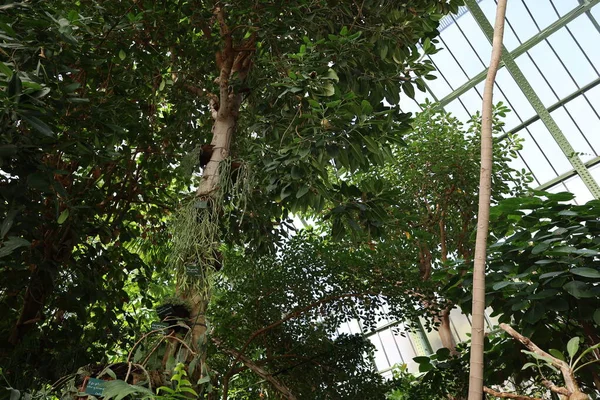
left=499, top=324, right=588, bottom=400
left=541, top=380, right=570, bottom=396
left=483, top=386, right=542, bottom=400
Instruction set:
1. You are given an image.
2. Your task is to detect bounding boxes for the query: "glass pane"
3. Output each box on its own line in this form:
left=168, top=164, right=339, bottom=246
left=550, top=107, right=595, bottom=157
left=504, top=0, right=540, bottom=43
left=370, top=333, right=391, bottom=371
left=455, top=12, right=492, bottom=63
left=563, top=96, right=600, bottom=158
left=449, top=308, right=471, bottom=343
left=527, top=41, right=577, bottom=99
left=547, top=28, right=597, bottom=88
left=517, top=128, right=558, bottom=183
left=493, top=69, right=536, bottom=128
left=379, top=329, right=403, bottom=366
left=551, top=0, right=579, bottom=16
left=523, top=0, right=559, bottom=32
left=440, top=24, right=486, bottom=78
left=429, top=48, right=469, bottom=92
left=563, top=175, right=595, bottom=204
left=515, top=52, right=559, bottom=108
left=527, top=120, right=572, bottom=176
left=565, top=15, right=600, bottom=76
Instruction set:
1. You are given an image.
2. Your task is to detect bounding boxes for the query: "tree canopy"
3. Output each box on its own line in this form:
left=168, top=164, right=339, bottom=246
left=2, top=1, right=600, bottom=400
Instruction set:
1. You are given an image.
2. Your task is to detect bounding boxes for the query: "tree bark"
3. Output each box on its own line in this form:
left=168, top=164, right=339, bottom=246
left=467, top=1, right=507, bottom=398
left=438, top=307, right=456, bottom=352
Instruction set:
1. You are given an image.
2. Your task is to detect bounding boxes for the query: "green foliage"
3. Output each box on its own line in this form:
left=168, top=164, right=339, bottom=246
left=328, top=101, right=530, bottom=246
left=444, top=193, right=600, bottom=395
left=208, top=232, right=430, bottom=398
left=387, top=346, right=469, bottom=399
left=0, top=1, right=192, bottom=387
left=522, top=336, right=600, bottom=376
left=1, top=0, right=467, bottom=394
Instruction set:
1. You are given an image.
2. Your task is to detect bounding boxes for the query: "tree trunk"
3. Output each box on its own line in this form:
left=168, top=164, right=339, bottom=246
left=173, top=5, right=254, bottom=386
left=438, top=308, right=456, bottom=352
left=467, top=1, right=507, bottom=399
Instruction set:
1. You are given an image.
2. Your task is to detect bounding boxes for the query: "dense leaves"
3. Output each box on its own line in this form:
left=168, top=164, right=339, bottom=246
left=1, top=0, right=468, bottom=393
left=0, top=1, right=189, bottom=386
left=208, top=232, right=436, bottom=399
left=432, top=194, right=600, bottom=398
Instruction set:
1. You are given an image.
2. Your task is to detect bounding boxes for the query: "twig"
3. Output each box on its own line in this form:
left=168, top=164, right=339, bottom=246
left=98, top=4, right=135, bottom=48
left=234, top=292, right=374, bottom=368
left=541, top=380, right=569, bottom=396
left=213, top=338, right=297, bottom=400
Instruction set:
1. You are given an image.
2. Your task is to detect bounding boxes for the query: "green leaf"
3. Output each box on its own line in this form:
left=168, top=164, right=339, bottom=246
left=531, top=242, right=549, bottom=254
left=361, top=100, right=373, bottom=115
left=322, top=82, right=335, bottom=96
left=546, top=192, right=575, bottom=201
left=57, top=209, right=69, bottom=224
left=296, top=185, right=309, bottom=199
left=325, top=68, right=339, bottom=82
left=0, top=62, right=13, bottom=78
left=20, top=114, right=54, bottom=136
left=563, top=281, right=595, bottom=298
left=119, top=49, right=126, bottom=60
left=27, top=172, right=51, bottom=191
left=527, top=289, right=558, bottom=300
left=549, top=349, right=565, bottom=362
left=1, top=208, right=20, bottom=239
left=0, top=144, right=18, bottom=158
left=280, top=184, right=292, bottom=200
left=567, top=337, right=580, bottom=361
left=197, top=376, right=210, bottom=385
left=380, top=44, right=388, bottom=60
left=492, top=281, right=512, bottom=290
left=522, top=362, right=536, bottom=370
left=570, top=267, right=600, bottom=278
left=402, top=81, right=415, bottom=99
left=412, top=356, right=431, bottom=364
left=8, top=388, right=20, bottom=400
left=0, top=236, right=30, bottom=258
left=521, top=350, right=554, bottom=366
left=418, top=362, right=433, bottom=373
left=523, top=303, right=544, bottom=324
left=558, top=210, right=578, bottom=216
left=8, top=72, right=21, bottom=98
left=539, top=271, right=565, bottom=280
left=102, top=380, right=153, bottom=400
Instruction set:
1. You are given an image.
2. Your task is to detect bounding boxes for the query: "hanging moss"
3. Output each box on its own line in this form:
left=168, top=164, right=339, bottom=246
left=168, top=158, right=252, bottom=299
